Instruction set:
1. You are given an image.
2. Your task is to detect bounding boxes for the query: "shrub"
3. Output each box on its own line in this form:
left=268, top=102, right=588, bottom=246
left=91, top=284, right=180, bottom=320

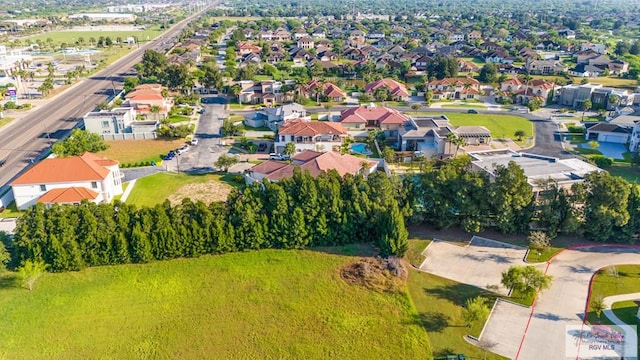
left=3, top=101, right=17, bottom=110
left=232, top=175, right=245, bottom=184
left=567, top=125, right=585, bottom=133
left=589, top=155, right=613, bottom=168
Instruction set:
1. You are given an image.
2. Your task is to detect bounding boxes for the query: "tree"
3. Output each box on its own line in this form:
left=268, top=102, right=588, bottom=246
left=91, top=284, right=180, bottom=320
left=501, top=265, right=553, bottom=297
left=137, top=50, right=167, bottom=79
left=283, top=142, right=296, bottom=157
left=0, top=232, right=10, bottom=270
left=527, top=97, right=543, bottom=112
left=201, top=61, right=223, bottom=91
left=478, top=63, right=498, bottom=83
left=52, top=129, right=108, bottom=157
left=582, top=172, right=631, bottom=242
left=378, top=202, right=408, bottom=257
left=528, top=231, right=550, bottom=253
left=590, top=296, right=606, bottom=320
left=489, top=162, right=534, bottom=234
left=123, top=76, right=139, bottom=92
left=410, top=103, right=421, bottom=113
left=214, top=154, right=239, bottom=172
left=462, top=296, right=490, bottom=328
left=581, top=99, right=592, bottom=121
left=514, top=129, right=526, bottom=141
left=17, top=260, right=47, bottom=291
left=424, top=90, right=433, bottom=107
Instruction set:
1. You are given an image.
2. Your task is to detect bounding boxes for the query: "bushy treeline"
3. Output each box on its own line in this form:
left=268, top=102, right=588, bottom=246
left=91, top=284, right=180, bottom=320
left=13, top=170, right=409, bottom=272
left=408, top=156, right=640, bottom=242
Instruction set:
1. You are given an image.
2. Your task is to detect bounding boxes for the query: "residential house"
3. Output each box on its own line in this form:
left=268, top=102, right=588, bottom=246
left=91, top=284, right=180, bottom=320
left=457, top=58, right=479, bottom=73
left=238, top=80, right=284, bottom=106
left=302, top=79, right=346, bottom=102
left=374, top=38, right=393, bottom=47
left=629, top=121, right=640, bottom=152
left=470, top=150, right=599, bottom=193
left=364, top=78, right=410, bottom=101
left=556, top=83, right=603, bottom=108
left=292, top=28, right=308, bottom=40
left=485, top=49, right=513, bottom=64
left=584, top=123, right=631, bottom=144
left=237, top=41, right=261, bottom=55
left=297, top=37, right=315, bottom=49
left=258, top=30, right=273, bottom=41
left=246, top=150, right=378, bottom=183
left=317, top=50, right=339, bottom=62
left=348, top=29, right=366, bottom=47
left=311, top=28, right=326, bottom=39
left=568, top=64, right=603, bottom=78
left=575, top=50, right=601, bottom=64
left=590, top=88, right=635, bottom=111
left=448, top=33, right=465, bottom=42
left=580, top=43, right=607, bottom=54
left=123, top=84, right=172, bottom=118
left=525, top=59, right=567, bottom=75
left=272, top=28, right=291, bottom=41
left=275, top=119, right=348, bottom=153
left=499, top=78, right=554, bottom=104
left=557, top=28, right=576, bottom=39
left=83, top=107, right=158, bottom=138
left=367, top=31, right=386, bottom=39
left=387, top=45, right=406, bottom=58
left=11, top=153, right=124, bottom=210
left=466, top=30, right=482, bottom=41
left=414, top=55, right=435, bottom=71
left=340, top=104, right=409, bottom=147
left=244, top=103, right=308, bottom=130
left=426, top=78, right=481, bottom=100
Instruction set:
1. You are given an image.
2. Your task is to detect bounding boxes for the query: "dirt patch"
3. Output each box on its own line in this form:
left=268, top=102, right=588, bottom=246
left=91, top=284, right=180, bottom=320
left=341, top=257, right=407, bottom=292
left=167, top=181, right=233, bottom=205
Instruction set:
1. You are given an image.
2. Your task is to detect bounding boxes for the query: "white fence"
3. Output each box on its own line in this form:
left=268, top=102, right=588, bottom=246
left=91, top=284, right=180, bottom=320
left=102, top=132, right=157, bottom=141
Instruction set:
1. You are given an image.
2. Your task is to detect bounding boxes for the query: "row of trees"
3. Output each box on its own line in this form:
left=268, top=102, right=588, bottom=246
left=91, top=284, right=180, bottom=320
left=12, top=171, right=409, bottom=272
left=409, top=156, right=640, bottom=242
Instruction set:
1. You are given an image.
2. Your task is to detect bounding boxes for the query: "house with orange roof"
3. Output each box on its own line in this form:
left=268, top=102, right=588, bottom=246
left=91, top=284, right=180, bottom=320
left=275, top=119, right=348, bottom=153
left=364, top=78, right=410, bottom=101
left=302, top=80, right=346, bottom=102
left=340, top=103, right=409, bottom=148
left=499, top=77, right=555, bottom=105
left=123, top=84, right=173, bottom=119
left=426, top=77, right=481, bottom=100
left=246, top=150, right=378, bottom=184
left=11, top=153, right=123, bottom=210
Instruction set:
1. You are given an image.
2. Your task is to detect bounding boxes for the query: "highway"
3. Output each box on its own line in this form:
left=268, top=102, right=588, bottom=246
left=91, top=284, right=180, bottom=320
left=0, top=5, right=214, bottom=200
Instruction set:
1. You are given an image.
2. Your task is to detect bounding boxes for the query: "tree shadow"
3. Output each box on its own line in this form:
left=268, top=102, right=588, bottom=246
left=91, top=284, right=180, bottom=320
left=426, top=283, right=493, bottom=307
left=0, top=273, right=19, bottom=289
left=410, top=311, right=451, bottom=332
left=433, top=348, right=456, bottom=357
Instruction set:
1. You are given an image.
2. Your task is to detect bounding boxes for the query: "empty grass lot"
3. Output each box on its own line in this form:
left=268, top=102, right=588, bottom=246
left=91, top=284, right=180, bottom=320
left=443, top=113, right=533, bottom=144
left=95, top=139, right=186, bottom=165
left=405, top=240, right=507, bottom=359
left=27, top=28, right=163, bottom=46
left=0, top=249, right=431, bottom=360
left=609, top=163, right=640, bottom=184
left=124, top=172, right=243, bottom=207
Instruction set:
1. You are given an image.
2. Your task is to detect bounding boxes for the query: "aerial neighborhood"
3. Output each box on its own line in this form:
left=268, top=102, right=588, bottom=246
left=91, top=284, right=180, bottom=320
left=0, top=0, right=640, bottom=359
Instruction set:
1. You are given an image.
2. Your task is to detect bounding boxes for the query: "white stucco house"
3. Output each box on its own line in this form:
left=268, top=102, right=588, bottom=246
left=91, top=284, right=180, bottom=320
left=275, top=119, right=348, bottom=153
left=11, top=153, right=123, bottom=210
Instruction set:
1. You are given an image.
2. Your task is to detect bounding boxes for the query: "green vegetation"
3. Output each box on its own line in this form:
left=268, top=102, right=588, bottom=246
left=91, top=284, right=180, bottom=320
left=95, top=139, right=185, bottom=164
left=165, top=114, right=191, bottom=124
left=611, top=300, right=640, bottom=325
left=0, top=116, right=15, bottom=128
left=524, top=246, right=563, bottom=262
left=407, top=270, right=505, bottom=359
left=441, top=104, right=487, bottom=109
left=442, top=113, right=533, bottom=144
left=27, top=28, right=163, bottom=47
left=125, top=173, right=236, bottom=207
left=0, top=250, right=431, bottom=359
left=587, top=265, right=640, bottom=325
left=51, top=129, right=108, bottom=157
left=609, top=163, right=640, bottom=184
left=0, top=201, right=22, bottom=218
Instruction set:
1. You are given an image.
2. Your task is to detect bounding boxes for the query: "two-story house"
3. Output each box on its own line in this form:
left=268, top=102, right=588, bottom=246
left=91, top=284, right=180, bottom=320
left=525, top=59, right=567, bottom=75
left=297, top=37, right=315, bottom=49
left=426, top=77, right=481, bottom=100
left=340, top=104, right=409, bottom=148
left=83, top=107, right=158, bottom=138
left=11, top=152, right=124, bottom=210
left=364, top=78, right=410, bottom=101
left=244, top=103, right=308, bottom=130
left=275, top=119, right=348, bottom=153
left=123, top=84, right=172, bottom=119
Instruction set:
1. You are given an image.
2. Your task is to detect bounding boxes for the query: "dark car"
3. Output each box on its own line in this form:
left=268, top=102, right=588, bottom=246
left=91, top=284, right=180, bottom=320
left=163, top=153, right=175, bottom=161
left=467, top=109, right=479, bottom=114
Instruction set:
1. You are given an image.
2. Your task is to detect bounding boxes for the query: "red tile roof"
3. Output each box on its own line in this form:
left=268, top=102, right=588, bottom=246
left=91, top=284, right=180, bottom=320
left=427, top=77, right=480, bottom=87
left=340, top=105, right=409, bottom=125
left=12, top=153, right=116, bottom=185
left=251, top=151, right=377, bottom=181
left=278, top=119, right=347, bottom=136
left=37, top=187, right=99, bottom=204
left=364, top=78, right=409, bottom=97
left=303, top=80, right=346, bottom=99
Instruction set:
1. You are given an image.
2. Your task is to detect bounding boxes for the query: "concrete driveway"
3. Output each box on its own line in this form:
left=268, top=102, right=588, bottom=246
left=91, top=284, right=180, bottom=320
left=478, top=246, right=640, bottom=360
left=420, top=236, right=531, bottom=295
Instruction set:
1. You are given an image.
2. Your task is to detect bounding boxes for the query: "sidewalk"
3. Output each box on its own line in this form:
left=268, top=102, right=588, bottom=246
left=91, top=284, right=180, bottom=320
left=602, top=292, right=640, bottom=326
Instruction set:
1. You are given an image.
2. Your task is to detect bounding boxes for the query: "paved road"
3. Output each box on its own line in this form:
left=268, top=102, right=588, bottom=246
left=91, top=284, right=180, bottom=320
left=164, top=95, right=227, bottom=173
left=0, top=5, right=215, bottom=199
left=480, top=246, right=640, bottom=360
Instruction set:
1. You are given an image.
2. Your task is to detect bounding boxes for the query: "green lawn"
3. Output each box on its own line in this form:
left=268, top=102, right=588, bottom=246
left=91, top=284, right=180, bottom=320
left=587, top=265, right=640, bottom=325
left=0, top=116, right=15, bottom=128
left=611, top=300, right=640, bottom=326
left=125, top=172, right=242, bottom=207
left=165, top=114, right=191, bottom=124
left=441, top=104, right=487, bottom=109
left=442, top=113, right=533, bottom=144
left=0, top=249, right=431, bottom=359
left=609, top=163, right=640, bottom=184
left=571, top=147, right=602, bottom=156
left=27, top=28, right=163, bottom=46
left=524, top=246, right=564, bottom=263
left=95, top=139, right=186, bottom=165
left=0, top=201, right=22, bottom=218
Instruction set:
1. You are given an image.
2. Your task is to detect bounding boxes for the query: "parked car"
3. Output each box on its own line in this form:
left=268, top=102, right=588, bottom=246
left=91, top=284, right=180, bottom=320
left=163, top=151, right=175, bottom=160
left=257, top=143, right=267, bottom=152
left=467, top=109, right=478, bottom=114
left=177, top=145, right=189, bottom=154
left=269, top=153, right=289, bottom=160
left=198, top=108, right=205, bottom=114
left=190, top=138, right=199, bottom=146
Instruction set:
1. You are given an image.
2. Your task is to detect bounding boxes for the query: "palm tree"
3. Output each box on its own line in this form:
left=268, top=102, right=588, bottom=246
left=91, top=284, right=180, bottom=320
left=514, top=129, right=526, bottom=142
left=230, top=84, right=242, bottom=104
left=446, top=132, right=466, bottom=156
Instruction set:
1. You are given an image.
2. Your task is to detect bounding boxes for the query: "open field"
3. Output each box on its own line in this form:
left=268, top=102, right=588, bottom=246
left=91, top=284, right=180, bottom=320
left=441, top=104, right=487, bottom=109
left=26, top=28, right=163, bottom=46
left=609, top=163, right=640, bottom=184
left=529, top=75, right=639, bottom=89
left=442, top=113, right=533, bottom=143
left=125, top=172, right=243, bottom=207
left=0, top=249, right=431, bottom=359
left=587, top=265, right=640, bottom=325
left=95, top=139, right=186, bottom=165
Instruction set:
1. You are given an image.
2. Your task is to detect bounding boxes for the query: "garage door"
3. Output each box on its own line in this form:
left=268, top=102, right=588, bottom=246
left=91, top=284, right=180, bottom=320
left=600, top=134, right=628, bottom=143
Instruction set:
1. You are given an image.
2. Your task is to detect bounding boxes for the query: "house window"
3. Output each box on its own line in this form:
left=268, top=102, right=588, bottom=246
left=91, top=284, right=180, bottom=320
left=91, top=181, right=98, bottom=189
left=39, top=184, right=46, bottom=192
left=102, top=121, right=110, bottom=128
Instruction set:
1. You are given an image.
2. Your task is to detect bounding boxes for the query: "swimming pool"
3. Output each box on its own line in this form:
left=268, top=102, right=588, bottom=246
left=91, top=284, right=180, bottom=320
left=579, top=142, right=627, bottom=160
left=351, top=143, right=371, bottom=155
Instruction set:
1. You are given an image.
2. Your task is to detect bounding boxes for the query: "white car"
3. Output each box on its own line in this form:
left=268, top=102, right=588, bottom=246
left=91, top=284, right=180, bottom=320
left=177, top=145, right=189, bottom=155
left=190, top=138, right=199, bottom=146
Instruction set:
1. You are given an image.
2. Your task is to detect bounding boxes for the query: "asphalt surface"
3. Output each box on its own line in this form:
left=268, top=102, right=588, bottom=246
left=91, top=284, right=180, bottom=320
left=0, top=5, right=214, bottom=197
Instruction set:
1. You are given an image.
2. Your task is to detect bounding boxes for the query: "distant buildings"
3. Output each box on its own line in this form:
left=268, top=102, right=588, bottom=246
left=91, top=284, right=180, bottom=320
left=68, top=13, right=137, bottom=22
